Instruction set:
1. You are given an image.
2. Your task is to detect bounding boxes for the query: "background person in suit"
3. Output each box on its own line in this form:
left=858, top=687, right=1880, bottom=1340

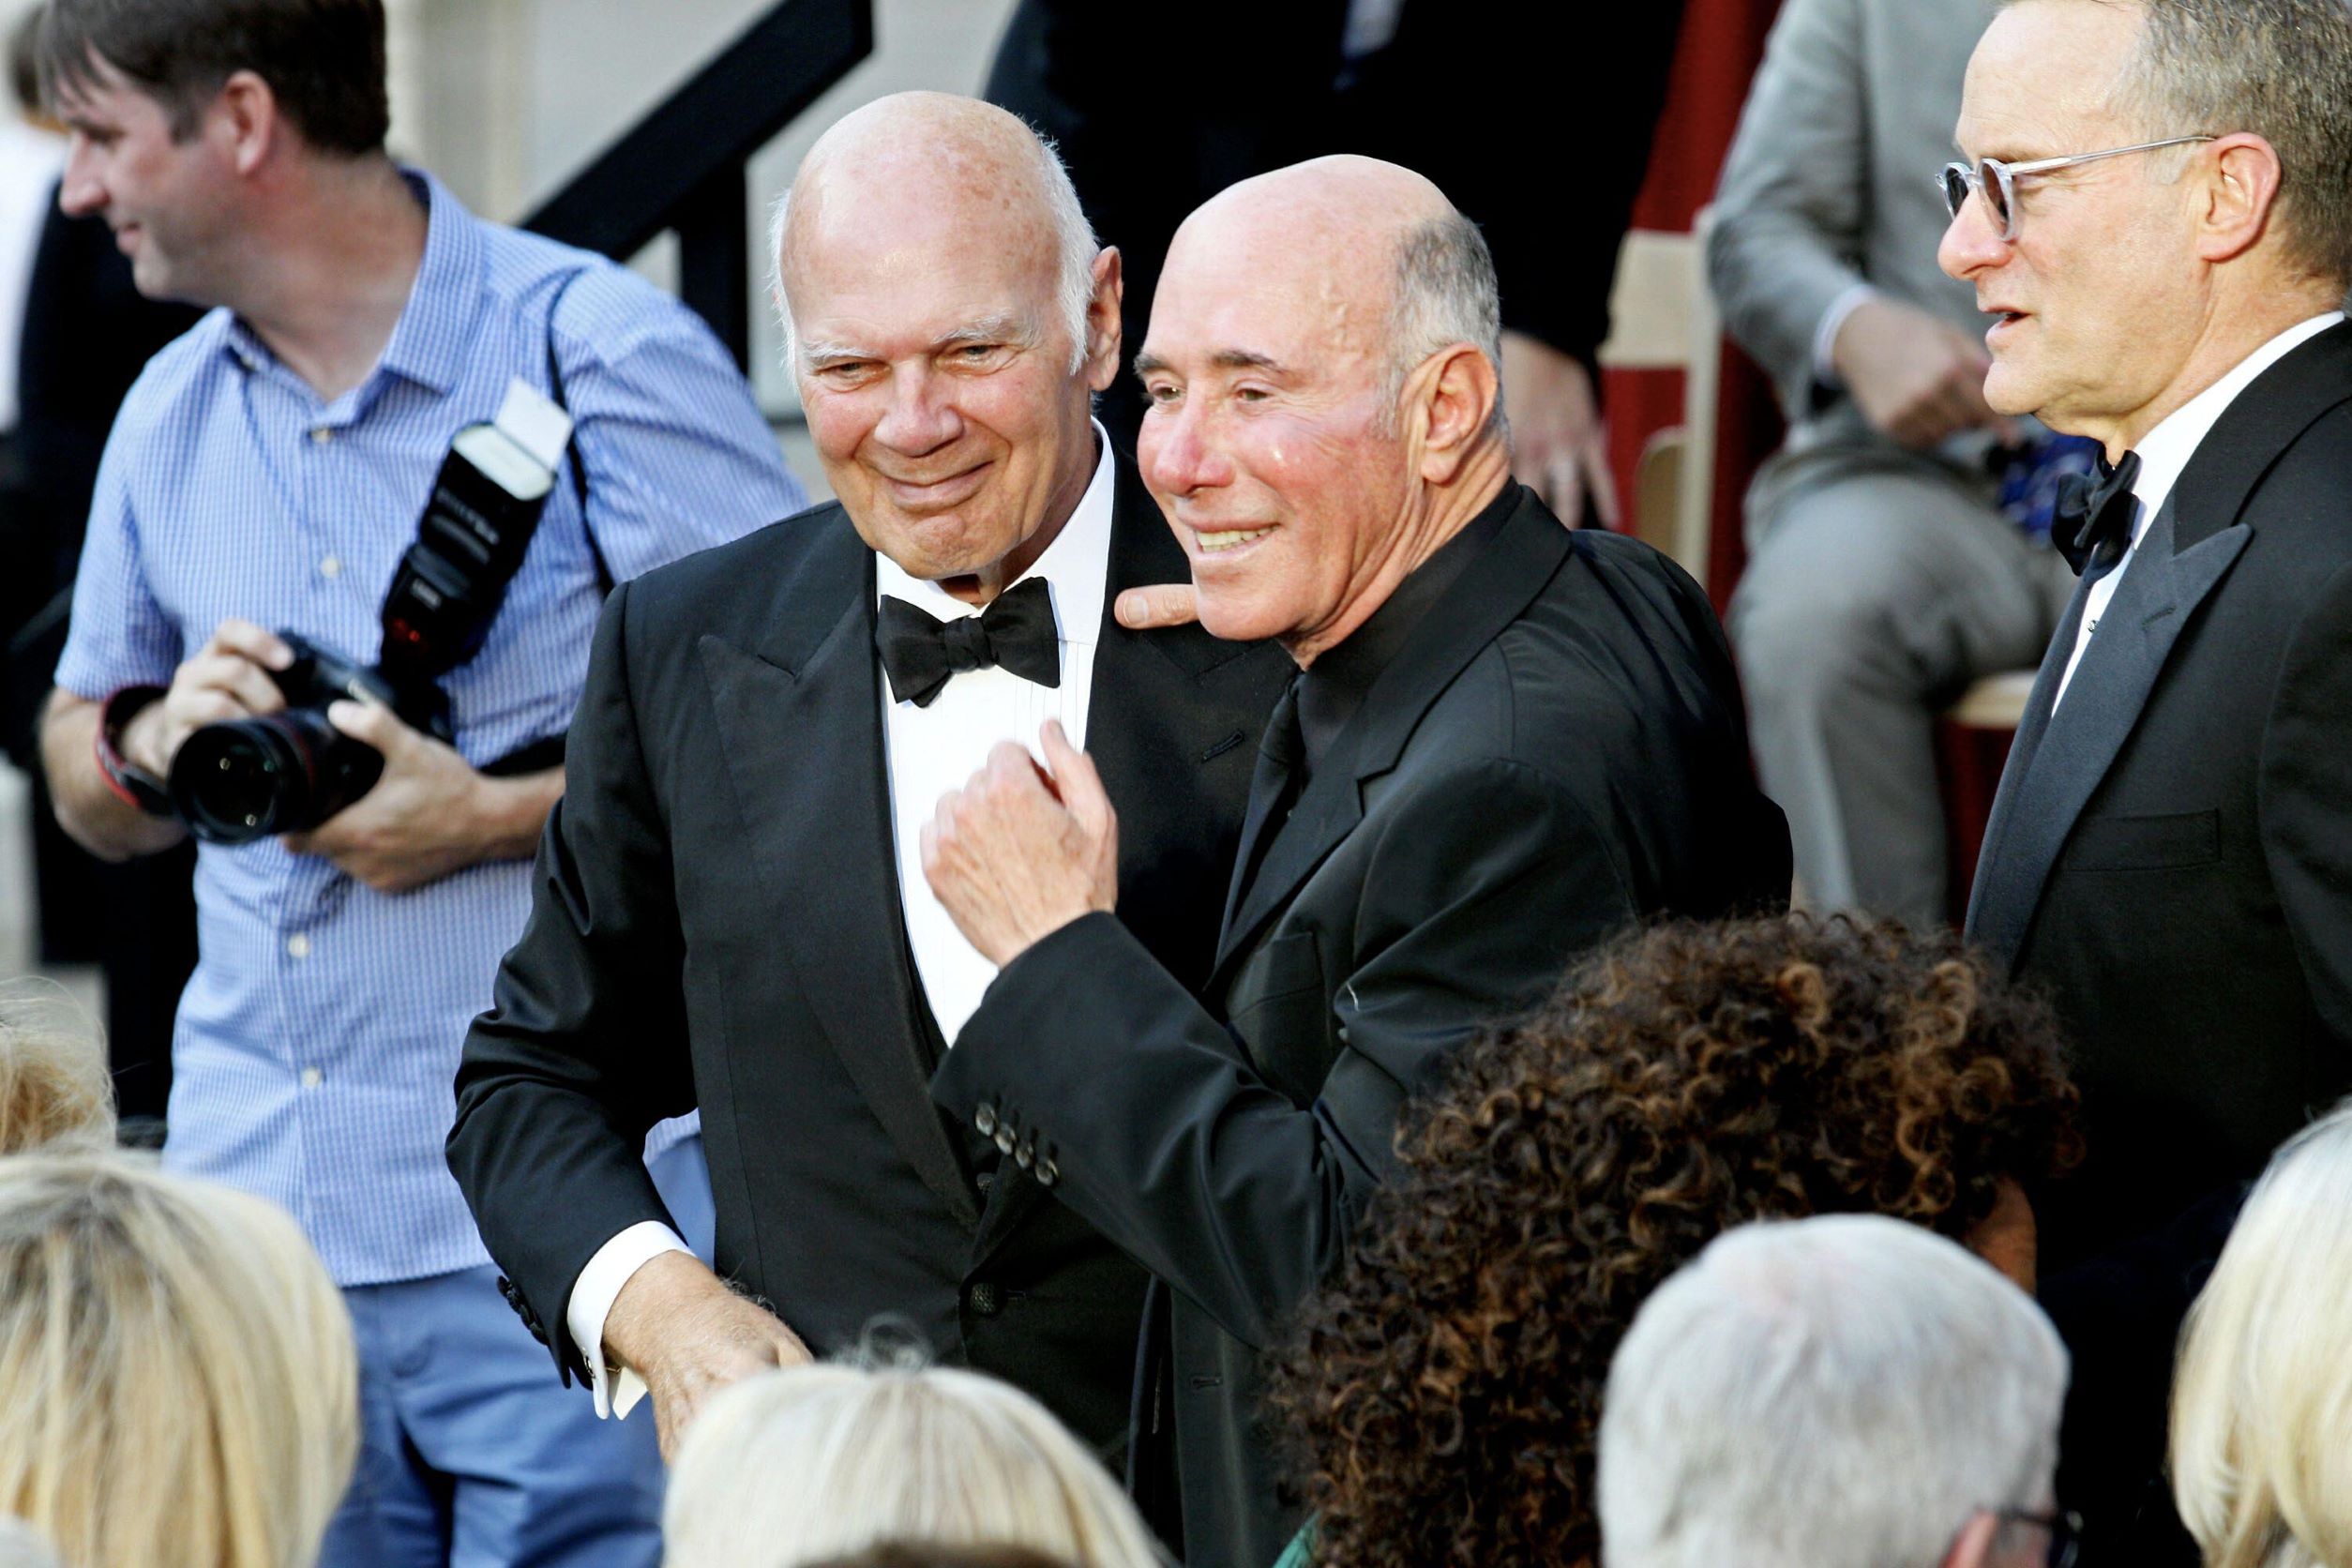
left=983, top=0, right=1685, bottom=526
left=449, top=93, right=1290, bottom=1472
left=921, top=156, right=1791, bottom=1566
left=1710, top=0, right=2079, bottom=928
left=1948, top=0, right=2352, bottom=1556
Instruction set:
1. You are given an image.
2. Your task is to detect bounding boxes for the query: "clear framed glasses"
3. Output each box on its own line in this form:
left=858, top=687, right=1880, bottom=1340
left=1937, top=137, right=2217, bottom=239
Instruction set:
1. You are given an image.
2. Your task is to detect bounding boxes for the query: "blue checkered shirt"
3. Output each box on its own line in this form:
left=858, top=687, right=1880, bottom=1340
left=55, top=170, right=806, bottom=1287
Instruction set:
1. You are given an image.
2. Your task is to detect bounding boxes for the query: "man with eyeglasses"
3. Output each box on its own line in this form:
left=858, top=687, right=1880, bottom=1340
left=1943, top=0, right=2352, bottom=1560
left=1598, top=1215, right=2076, bottom=1568
left=1711, top=0, right=2086, bottom=933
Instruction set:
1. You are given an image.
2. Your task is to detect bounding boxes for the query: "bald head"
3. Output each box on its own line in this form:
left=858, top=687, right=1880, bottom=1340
left=772, top=92, right=1098, bottom=373
left=1162, top=156, right=1501, bottom=415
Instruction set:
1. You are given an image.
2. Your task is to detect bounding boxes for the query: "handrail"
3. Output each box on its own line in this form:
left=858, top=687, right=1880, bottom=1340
left=522, top=0, right=874, bottom=370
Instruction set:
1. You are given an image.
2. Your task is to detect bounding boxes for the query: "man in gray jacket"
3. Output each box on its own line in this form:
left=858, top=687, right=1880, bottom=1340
left=1710, top=0, right=2078, bottom=927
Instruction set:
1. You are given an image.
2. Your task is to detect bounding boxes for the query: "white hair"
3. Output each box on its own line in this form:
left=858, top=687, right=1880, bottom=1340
left=1597, top=1214, right=2069, bottom=1568
left=1381, top=210, right=1506, bottom=435
left=766, top=120, right=1099, bottom=378
left=2172, top=1099, right=2352, bottom=1568
left=661, top=1353, right=1165, bottom=1568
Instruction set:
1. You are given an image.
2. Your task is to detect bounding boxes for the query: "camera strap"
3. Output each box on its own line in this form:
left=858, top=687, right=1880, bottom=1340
left=542, top=267, right=613, bottom=596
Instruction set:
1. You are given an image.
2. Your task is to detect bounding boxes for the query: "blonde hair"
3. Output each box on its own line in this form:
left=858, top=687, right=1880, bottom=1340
left=0, top=1153, right=358, bottom=1568
left=0, top=983, right=114, bottom=1153
left=2171, top=1100, right=2352, bottom=1568
left=663, top=1355, right=1165, bottom=1568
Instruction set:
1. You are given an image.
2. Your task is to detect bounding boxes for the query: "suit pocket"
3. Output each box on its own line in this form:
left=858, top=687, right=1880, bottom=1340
left=1227, top=928, right=1334, bottom=1106
left=2061, top=808, right=2221, bottom=871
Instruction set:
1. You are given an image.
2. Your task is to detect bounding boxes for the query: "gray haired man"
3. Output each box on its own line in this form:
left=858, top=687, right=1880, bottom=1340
left=1599, top=1215, right=2073, bottom=1568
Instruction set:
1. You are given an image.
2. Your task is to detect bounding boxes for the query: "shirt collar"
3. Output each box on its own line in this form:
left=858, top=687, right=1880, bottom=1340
left=872, top=421, right=1118, bottom=647
left=218, top=166, right=482, bottom=400
left=2129, top=310, right=2345, bottom=535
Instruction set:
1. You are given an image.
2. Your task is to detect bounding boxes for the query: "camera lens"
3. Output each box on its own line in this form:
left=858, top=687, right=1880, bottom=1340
left=168, top=709, right=384, bottom=845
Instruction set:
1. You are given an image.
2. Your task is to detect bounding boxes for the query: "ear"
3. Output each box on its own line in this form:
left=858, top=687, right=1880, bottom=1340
left=213, top=68, right=280, bottom=179
left=2194, top=132, right=2284, bottom=265
left=1407, top=342, right=1500, bottom=486
left=1082, top=246, right=1125, bottom=394
left=1944, top=1509, right=1998, bottom=1568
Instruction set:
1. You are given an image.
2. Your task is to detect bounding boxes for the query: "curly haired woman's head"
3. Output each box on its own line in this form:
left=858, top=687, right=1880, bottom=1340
left=1268, top=914, right=2081, bottom=1568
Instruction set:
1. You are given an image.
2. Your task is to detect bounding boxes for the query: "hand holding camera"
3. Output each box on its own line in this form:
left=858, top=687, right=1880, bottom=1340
left=117, top=618, right=299, bottom=780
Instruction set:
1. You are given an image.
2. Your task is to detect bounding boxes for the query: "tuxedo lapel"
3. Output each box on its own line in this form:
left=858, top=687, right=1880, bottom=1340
left=1966, top=576, right=2093, bottom=942
left=699, top=523, right=981, bottom=1233
left=1968, top=324, right=2352, bottom=963
left=1966, top=498, right=2249, bottom=963
left=1211, top=489, right=1572, bottom=985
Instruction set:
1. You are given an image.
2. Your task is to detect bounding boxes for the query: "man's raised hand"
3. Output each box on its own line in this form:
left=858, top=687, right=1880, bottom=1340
left=922, top=719, right=1119, bottom=967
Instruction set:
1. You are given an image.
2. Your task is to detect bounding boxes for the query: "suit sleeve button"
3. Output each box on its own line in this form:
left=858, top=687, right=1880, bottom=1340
left=1036, top=1157, right=1059, bottom=1188
left=974, top=1104, right=998, bottom=1137
left=1015, top=1136, right=1035, bottom=1170
left=967, top=1281, right=1003, bottom=1317
left=994, top=1127, right=1017, bottom=1156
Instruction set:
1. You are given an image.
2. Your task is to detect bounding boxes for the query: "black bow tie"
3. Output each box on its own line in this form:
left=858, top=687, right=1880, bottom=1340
left=876, top=576, right=1062, bottom=707
left=2052, top=449, right=2143, bottom=576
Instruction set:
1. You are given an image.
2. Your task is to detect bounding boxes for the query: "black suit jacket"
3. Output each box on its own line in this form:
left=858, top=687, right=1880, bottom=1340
left=448, top=458, right=1291, bottom=1457
left=933, top=487, right=1792, bottom=1564
left=1967, top=322, right=2352, bottom=1561
left=985, top=0, right=1684, bottom=449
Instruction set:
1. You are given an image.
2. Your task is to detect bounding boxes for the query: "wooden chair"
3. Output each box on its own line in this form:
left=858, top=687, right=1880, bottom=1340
left=1595, top=219, right=1721, bottom=590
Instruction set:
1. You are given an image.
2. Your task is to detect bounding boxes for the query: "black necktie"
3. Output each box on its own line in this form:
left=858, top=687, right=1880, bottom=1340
left=2051, top=449, right=2142, bottom=578
left=1233, top=678, right=1306, bottom=899
left=875, top=576, right=1062, bottom=707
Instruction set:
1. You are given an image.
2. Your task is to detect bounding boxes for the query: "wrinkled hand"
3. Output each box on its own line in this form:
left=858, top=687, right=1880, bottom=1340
left=1501, top=329, right=1616, bottom=529
left=280, top=700, right=505, bottom=893
left=602, top=1251, right=810, bottom=1461
left=922, top=720, right=1119, bottom=966
left=1832, top=295, right=2017, bottom=450
left=121, top=617, right=294, bottom=776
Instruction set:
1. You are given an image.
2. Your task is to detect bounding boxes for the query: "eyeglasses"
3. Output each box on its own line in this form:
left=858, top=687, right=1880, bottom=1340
left=1937, top=137, right=2216, bottom=239
left=1992, top=1507, right=2085, bottom=1568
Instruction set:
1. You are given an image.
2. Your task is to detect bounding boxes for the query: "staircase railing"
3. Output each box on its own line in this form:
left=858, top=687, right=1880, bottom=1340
left=522, top=0, right=875, bottom=370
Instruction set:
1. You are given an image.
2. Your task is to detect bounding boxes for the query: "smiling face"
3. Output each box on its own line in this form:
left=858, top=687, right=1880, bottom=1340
left=53, top=58, right=237, bottom=306
left=1134, top=183, right=1425, bottom=657
left=1937, top=0, right=2208, bottom=439
left=780, top=116, right=1116, bottom=593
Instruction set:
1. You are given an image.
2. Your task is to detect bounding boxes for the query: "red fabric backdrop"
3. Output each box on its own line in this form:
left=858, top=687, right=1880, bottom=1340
left=1601, top=0, right=1786, bottom=612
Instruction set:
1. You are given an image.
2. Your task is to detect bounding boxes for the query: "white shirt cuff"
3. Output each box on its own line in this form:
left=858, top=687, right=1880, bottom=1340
left=567, top=1221, right=691, bottom=1420
left=1811, top=281, right=1881, bottom=390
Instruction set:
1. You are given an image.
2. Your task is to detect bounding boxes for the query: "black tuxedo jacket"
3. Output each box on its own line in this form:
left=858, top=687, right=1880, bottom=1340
left=933, top=487, right=1792, bottom=1565
left=1967, top=322, right=2352, bottom=1561
left=1968, top=322, right=2352, bottom=1263
left=448, top=458, right=1292, bottom=1457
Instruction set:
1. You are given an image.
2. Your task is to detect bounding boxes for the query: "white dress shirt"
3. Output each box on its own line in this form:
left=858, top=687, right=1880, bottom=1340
left=566, top=428, right=1119, bottom=1419
left=2052, top=311, right=2344, bottom=709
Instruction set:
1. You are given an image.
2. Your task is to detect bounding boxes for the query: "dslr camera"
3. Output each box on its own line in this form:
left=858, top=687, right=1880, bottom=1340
left=168, top=383, right=576, bottom=845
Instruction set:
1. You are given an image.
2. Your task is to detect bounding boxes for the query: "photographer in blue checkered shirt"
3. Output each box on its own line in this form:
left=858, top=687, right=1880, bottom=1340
left=31, top=2, right=806, bottom=1564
